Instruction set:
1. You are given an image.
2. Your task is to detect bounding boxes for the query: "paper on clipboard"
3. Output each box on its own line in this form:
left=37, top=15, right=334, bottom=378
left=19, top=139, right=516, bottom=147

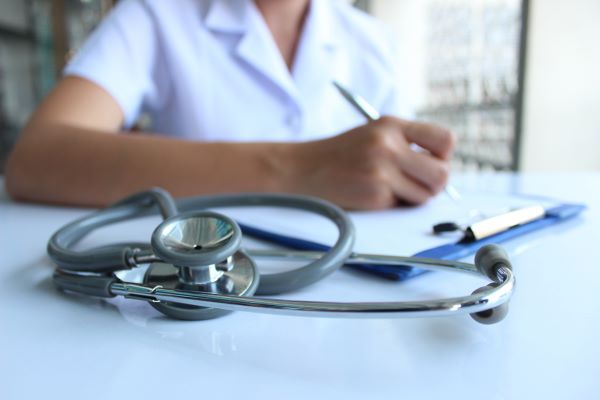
left=221, top=191, right=562, bottom=257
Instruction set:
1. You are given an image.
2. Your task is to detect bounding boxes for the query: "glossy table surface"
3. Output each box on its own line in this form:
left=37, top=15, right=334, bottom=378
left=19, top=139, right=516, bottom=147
left=1, top=173, right=599, bottom=399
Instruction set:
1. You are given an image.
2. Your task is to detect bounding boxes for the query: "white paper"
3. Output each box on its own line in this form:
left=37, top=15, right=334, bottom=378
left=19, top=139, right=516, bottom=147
left=221, top=191, right=557, bottom=257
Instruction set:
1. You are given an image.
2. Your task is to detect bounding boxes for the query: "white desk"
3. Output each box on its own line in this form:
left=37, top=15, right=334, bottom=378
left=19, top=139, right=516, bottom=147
left=1, top=173, right=599, bottom=399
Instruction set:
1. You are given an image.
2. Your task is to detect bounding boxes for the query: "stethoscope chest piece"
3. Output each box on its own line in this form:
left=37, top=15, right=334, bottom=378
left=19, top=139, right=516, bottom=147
left=145, top=211, right=260, bottom=320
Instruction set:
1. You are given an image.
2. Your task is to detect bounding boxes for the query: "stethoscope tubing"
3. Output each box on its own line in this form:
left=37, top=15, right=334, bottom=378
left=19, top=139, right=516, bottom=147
left=247, top=249, right=479, bottom=274
left=48, top=189, right=356, bottom=295
left=109, top=264, right=514, bottom=319
left=54, top=250, right=513, bottom=318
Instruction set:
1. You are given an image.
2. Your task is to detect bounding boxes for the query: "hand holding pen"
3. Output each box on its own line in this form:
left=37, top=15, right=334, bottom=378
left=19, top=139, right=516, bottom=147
left=280, top=92, right=455, bottom=209
left=333, top=81, right=461, bottom=202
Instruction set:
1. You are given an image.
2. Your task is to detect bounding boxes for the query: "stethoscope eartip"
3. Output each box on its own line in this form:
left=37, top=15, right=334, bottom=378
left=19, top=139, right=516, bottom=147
left=470, top=303, right=510, bottom=325
left=470, top=283, right=510, bottom=325
left=469, top=283, right=508, bottom=325
left=475, top=244, right=512, bottom=281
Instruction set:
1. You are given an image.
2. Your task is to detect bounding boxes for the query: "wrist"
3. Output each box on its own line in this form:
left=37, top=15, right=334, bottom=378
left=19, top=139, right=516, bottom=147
left=266, top=142, right=304, bottom=194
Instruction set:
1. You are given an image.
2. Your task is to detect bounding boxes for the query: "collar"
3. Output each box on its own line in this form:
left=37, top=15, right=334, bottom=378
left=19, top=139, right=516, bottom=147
left=203, top=0, right=342, bottom=107
left=203, top=0, right=340, bottom=48
left=204, top=0, right=251, bottom=34
left=304, top=0, right=340, bottom=50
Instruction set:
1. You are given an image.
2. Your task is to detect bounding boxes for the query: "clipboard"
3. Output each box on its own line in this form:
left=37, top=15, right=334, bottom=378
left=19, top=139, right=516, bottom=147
left=236, top=200, right=586, bottom=281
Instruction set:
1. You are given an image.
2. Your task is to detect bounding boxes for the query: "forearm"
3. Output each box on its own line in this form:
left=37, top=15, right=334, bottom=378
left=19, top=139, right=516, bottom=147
left=6, top=124, right=290, bottom=207
left=6, top=115, right=455, bottom=210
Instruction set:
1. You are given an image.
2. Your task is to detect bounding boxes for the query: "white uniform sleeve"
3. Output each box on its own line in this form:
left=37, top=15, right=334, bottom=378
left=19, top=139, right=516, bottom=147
left=63, top=0, right=159, bottom=128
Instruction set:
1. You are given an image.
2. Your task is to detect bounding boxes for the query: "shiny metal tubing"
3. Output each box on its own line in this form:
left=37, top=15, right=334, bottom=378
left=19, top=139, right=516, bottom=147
left=110, top=268, right=514, bottom=319
left=132, top=249, right=479, bottom=274
left=246, top=249, right=478, bottom=275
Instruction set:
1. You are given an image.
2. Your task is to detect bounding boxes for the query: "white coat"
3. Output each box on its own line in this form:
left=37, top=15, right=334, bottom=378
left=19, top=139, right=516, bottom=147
left=65, top=0, right=411, bottom=142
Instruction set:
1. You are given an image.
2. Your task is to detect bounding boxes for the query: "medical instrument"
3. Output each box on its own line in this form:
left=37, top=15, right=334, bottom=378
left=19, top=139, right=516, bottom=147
left=332, top=80, right=462, bottom=202
left=48, top=188, right=515, bottom=324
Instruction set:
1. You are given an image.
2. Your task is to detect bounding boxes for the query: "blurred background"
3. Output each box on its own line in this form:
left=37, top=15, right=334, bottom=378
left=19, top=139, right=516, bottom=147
left=0, top=0, right=599, bottom=173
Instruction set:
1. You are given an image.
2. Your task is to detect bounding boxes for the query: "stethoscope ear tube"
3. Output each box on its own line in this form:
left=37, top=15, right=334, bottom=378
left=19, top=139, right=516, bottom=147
left=47, top=189, right=176, bottom=272
left=104, top=248, right=514, bottom=320
left=53, top=270, right=117, bottom=298
left=52, top=245, right=515, bottom=323
left=47, top=207, right=153, bottom=272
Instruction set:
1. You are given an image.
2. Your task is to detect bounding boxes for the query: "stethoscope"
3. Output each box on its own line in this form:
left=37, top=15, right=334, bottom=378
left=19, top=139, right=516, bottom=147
left=48, top=188, right=515, bottom=324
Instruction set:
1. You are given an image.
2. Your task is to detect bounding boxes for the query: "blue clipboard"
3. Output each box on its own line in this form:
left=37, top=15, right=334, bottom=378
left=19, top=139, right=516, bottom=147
left=238, top=202, right=586, bottom=281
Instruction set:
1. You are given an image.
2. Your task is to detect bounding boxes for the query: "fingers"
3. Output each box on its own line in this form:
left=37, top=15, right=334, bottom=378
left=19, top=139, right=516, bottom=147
left=384, top=166, right=433, bottom=205
left=394, top=119, right=455, bottom=160
left=397, top=149, right=450, bottom=194
left=294, top=118, right=454, bottom=209
left=367, top=117, right=453, bottom=204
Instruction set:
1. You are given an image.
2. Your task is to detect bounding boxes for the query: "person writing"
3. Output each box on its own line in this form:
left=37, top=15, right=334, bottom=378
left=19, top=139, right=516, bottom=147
left=5, top=0, right=454, bottom=210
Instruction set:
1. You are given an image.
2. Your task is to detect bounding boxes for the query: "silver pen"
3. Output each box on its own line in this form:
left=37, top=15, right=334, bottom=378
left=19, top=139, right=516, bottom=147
left=333, top=81, right=461, bottom=202
left=333, top=81, right=381, bottom=121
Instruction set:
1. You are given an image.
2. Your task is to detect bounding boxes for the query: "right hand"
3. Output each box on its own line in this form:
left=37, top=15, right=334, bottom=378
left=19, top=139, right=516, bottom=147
left=281, top=116, right=455, bottom=210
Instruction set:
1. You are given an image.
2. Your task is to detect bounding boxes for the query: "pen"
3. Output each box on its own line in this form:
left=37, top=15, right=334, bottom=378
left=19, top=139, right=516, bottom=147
left=333, top=81, right=462, bottom=202
left=434, top=205, right=547, bottom=241
left=333, top=81, right=381, bottom=121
